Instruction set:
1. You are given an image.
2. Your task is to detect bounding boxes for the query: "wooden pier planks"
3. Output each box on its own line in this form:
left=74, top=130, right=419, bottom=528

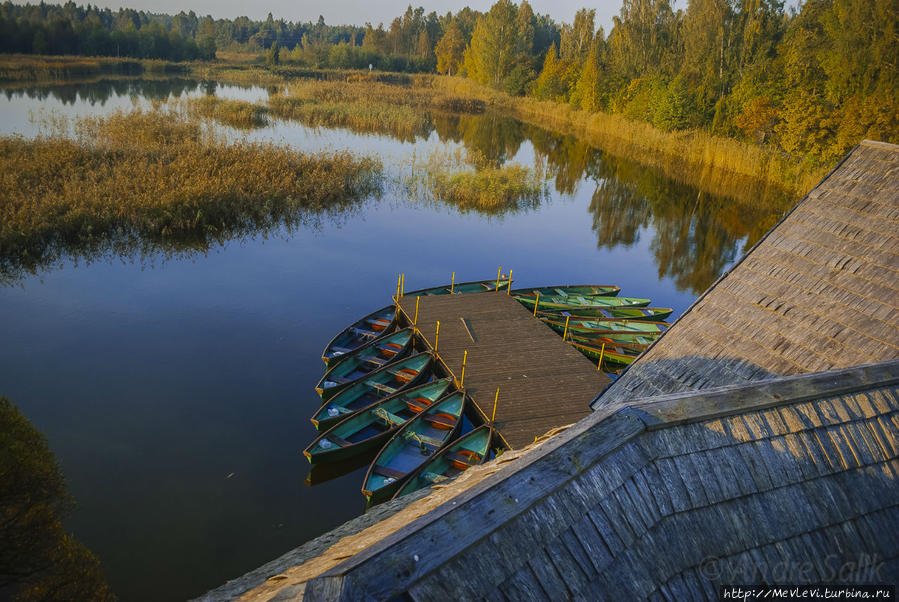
left=398, top=292, right=610, bottom=449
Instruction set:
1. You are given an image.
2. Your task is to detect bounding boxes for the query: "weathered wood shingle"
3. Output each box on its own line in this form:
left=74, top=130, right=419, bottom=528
left=595, top=140, right=899, bottom=408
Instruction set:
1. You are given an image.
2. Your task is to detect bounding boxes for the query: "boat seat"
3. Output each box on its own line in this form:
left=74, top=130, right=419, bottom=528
left=403, top=431, right=443, bottom=448
left=359, top=354, right=388, bottom=366
left=326, top=434, right=352, bottom=447
left=389, top=368, right=419, bottom=382
left=329, top=345, right=355, bottom=354
left=406, top=397, right=432, bottom=413
left=373, top=407, right=405, bottom=426
left=423, top=413, right=457, bottom=429
left=369, top=382, right=397, bottom=395
left=372, top=465, right=406, bottom=479
left=554, top=288, right=568, bottom=296
left=445, top=450, right=480, bottom=467
left=349, top=326, right=378, bottom=337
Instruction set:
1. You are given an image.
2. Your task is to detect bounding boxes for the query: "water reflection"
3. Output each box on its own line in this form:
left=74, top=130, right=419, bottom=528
left=3, top=77, right=201, bottom=105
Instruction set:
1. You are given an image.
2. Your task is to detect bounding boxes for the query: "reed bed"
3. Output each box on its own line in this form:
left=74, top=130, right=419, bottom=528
left=0, top=108, right=382, bottom=277
left=186, top=97, right=269, bottom=129
left=267, top=95, right=430, bottom=141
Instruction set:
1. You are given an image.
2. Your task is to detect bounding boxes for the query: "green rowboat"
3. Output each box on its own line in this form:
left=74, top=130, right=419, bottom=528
left=405, top=278, right=512, bottom=296
left=303, top=379, right=453, bottom=464
left=511, top=284, right=620, bottom=297
left=516, top=294, right=651, bottom=311
left=392, top=425, right=492, bottom=500
left=362, top=391, right=466, bottom=505
left=311, top=353, right=433, bottom=431
left=321, top=305, right=397, bottom=366
left=568, top=338, right=648, bottom=368
left=316, top=329, right=416, bottom=401
left=535, top=306, right=674, bottom=321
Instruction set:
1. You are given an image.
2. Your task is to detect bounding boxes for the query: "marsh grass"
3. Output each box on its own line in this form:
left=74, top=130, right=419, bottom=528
left=0, top=108, right=382, bottom=279
left=187, top=96, right=269, bottom=129
left=267, top=95, right=430, bottom=141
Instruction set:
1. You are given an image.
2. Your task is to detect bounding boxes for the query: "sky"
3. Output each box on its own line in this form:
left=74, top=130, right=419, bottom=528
left=46, top=0, right=624, bottom=31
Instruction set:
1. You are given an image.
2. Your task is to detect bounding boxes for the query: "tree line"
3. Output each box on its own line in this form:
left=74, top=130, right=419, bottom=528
left=1, top=0, right=896, bottom=163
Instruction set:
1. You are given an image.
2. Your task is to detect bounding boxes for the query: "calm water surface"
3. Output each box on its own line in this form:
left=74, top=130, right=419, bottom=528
left=0, top=78, right=791, bottom=600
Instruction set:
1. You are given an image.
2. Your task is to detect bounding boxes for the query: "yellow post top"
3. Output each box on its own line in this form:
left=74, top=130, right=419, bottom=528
left=533, top=291, right=540, bottom=316
left=507, top=269, right=512, bottom=294
left=450, top=271, right=455, bottom=294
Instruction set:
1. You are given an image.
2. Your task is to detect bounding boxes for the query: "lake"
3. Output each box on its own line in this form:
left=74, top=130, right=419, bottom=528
left=0, top=77, right=792, bottom=600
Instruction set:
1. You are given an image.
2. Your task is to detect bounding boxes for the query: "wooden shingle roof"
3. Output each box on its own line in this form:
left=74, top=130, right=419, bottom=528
left=595, top=140, right=899, bottom=408
left=278, top=360, right=897, bottom=600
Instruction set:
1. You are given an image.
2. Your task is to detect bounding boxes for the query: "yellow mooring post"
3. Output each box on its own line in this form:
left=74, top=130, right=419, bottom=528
left=563, top=315, right=571, bottom=340
left=495, top=266, right=502, bottom=289
left=507, top=269, right=512, bottom=294
left=400, top=273, right=405, bottom=298
left=597, top=342, right=606, bottom=370
left=395, top=273, right=401, bottom=302
left=434, top=320, right=440, bottom=352
left=450, top=271, right=455, bottom=294
left=533, top=292, right=540, bottom=316
left=491, top=387, right=500, bottom=423
left=459, top=349, right=468, bottom=388
left=413, top=296, right=420, bottom=326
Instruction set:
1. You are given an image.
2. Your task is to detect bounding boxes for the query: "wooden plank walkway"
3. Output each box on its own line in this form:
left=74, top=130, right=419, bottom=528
left=397, top=292, right=610, bottom=449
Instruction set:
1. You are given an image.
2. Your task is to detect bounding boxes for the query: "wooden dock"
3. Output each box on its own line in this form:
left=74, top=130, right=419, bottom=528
left=397, top=292, right=610, bottom=449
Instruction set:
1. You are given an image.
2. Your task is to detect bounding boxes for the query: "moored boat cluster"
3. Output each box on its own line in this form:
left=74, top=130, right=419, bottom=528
left=303, top=278, right=671, bottom=506
left=305, top=279, right=510, bottom=506
left=512, top=285, right=672, bottom=373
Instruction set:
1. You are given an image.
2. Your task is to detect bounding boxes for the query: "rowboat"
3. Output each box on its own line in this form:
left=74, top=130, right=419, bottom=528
left=321, top=306, right=397, bottom=366
left=362, top=391, right=466, bottom=505
left=541, top=318, right=668, bottom=345
left=303, top=379, right=453, bottom=464
left=511, top=284, right=620, bottom=297
left=535, top=306, right=674, bottom=321
left=406, top=278, right=512, bottom=296
left=568, top=338, right=648, bottom=368
left=393, top=425, right=492, bottom=500
left=541, top=317, right=668, bottom=335
left=316, top=329, right=415, bottom=400
left=515, top=294, right=651, bottom=311
left=311, top=353, right=433, bottom=431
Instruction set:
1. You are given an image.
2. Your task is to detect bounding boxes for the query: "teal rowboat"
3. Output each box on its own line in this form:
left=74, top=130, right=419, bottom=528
left=303, top=379, right=453, bottom=464
left=362, top=391, right=466, bottom=505
left=535, top=306, right=674, bottom=321
left=406, top=278, right=512, bottom=296
left=393, top=425, right=492, bottom=500
left=311, top=353, right=433, bottom=431
left=322, top=306, right=397, bottom=366
left=316, top=329, right=415, bottom=400
left=516, top=294, right=651, bottom=311
left=511, top=284, right=620, bottom=297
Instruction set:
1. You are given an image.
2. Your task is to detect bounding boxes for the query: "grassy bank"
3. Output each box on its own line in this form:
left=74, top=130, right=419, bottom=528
left=0, top=108, right=382, bottom=277
left=0, top=54, right=188, bottom=81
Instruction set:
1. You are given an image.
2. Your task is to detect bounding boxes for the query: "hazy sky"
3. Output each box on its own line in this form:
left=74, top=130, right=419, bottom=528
left=48, top=0, right=624, bottom=31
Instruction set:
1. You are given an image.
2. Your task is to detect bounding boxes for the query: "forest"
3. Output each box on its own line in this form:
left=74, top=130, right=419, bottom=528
left=1, top=0, right=896, bottom=164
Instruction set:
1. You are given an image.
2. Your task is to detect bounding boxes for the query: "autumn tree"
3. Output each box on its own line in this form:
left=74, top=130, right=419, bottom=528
left=463, top=0, right=536, bottom=94
left=435, top=19, right=466, bottom=75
